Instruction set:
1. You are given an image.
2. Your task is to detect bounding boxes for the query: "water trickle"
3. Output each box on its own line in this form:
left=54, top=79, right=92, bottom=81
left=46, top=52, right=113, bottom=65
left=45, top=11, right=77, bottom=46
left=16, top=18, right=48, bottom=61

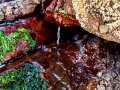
left=0, top=64, right=5, bottom=68
left=57, top=27, right=61, bottom=64
left=57, top=26, right=60, bottom=45
left=53, top=73, right=61, bottom=80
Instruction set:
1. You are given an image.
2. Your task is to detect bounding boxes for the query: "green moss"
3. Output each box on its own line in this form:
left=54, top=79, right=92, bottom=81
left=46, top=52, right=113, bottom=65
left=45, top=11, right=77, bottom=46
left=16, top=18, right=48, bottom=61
left=17, top=28, right=28, bottom=32
left=11, top=32, right=20, bottom=43
left=0, top=62, right=48, bottom=90
left=63, top=11, right=67, bottom=17
left=10, top=28, right=37, bottom=52
left=0, top=30, right=15, bottom=60
left=54, top=6, right=57, bottom=13
left=17, top=28, right=37, bottom=52
left=58, top=8, right=62, bottom=12
left=0, top=28, right=37, bottom=62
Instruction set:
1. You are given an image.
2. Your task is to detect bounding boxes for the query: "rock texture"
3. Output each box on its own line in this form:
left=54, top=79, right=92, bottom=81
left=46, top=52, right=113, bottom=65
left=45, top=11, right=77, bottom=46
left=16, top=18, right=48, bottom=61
left=44, top=0, right=79, bottom=26
left=1, top=0, right=120, bottom=44
left=44, top=0, right=120, bottom=43
left=0, top=0, right=40, bottom=22
left=1, top=27, right=120, bottom=89
left=72, top=0, right=120, bottom=43
left=0, top=14, right=58, bottom=63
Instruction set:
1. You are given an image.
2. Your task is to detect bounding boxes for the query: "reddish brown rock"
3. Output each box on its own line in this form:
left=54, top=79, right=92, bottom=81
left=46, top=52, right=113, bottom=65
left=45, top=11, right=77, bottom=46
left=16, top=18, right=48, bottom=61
left=44, top=0, right=79, bottom=26
left=43, top=0, right=120, bottom=44
left=0, top=14, right=57, bottom=63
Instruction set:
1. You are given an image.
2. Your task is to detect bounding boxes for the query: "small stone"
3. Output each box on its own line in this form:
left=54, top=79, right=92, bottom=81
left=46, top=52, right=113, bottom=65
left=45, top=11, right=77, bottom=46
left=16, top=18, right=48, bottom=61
left=94, top=0, right=99, bottom=3
left=99, top=25, right=108, bottom=33
left=97, top=71, right=102, bottom=77
left=100, top=80, right=104, bottom=84
left=97, top=85, right=105, bottom=90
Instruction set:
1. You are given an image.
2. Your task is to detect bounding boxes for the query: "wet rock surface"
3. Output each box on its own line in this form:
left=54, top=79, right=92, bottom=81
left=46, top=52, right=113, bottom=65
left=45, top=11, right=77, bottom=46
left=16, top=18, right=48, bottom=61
left=43, top=0, right=120, bottom=44
left=44, top=0, right=79, bottom=26
left=1, top=0, right=120, bottom=44
left=0, top=26, right=120, bottom=89
left=0, top=1, right=120, bottom=90
left=0, top=14, right=58, bottom=63
left=0, top=0, right=40, bottom=22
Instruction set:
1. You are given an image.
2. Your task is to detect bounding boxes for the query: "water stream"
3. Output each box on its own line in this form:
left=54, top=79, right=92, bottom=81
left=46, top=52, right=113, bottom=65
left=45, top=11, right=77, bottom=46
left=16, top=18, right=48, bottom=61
left=57, top=26, right=60, bottom=45
left=1, top=21, right=120, bottom=89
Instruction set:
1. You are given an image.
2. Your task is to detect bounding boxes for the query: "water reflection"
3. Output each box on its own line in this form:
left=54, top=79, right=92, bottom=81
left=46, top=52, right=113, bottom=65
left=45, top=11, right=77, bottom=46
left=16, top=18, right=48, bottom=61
left=0, top=26, right=120, bottom=89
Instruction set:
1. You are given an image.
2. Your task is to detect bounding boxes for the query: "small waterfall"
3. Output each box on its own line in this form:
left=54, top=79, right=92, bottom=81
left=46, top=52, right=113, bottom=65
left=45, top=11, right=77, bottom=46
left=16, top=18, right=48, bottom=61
left=57, top=26, right=60, bottom=45
left=56, top=27, right=61, bottom=64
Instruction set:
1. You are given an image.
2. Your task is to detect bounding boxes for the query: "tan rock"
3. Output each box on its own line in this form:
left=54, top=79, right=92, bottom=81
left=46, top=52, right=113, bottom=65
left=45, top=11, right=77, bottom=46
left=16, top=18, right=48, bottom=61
left=72, top=0, right=120, bottom=43
left=97, top=71, right=103, bottom=77
left=99, top=25, right=108, bottom=33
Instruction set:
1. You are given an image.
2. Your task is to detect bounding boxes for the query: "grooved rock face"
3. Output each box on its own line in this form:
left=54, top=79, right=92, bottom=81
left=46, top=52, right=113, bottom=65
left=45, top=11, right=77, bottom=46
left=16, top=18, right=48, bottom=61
left=72, top=0, right=120, bottom=43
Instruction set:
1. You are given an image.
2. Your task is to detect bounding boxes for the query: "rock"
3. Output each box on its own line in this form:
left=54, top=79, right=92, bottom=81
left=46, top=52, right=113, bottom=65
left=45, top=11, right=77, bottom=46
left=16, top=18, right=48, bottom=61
left=97, top=72, right=103, bottom=77
left=44, top=0, right=79, bottom=26
left=40, top=0, right=52, bottom=14
left=0, top=14, right=58, bottom=63
left=0, top=26, right=120, bottom=89
left=1, top=0, right=120, bottom=44
left=72, top=0, right=120, bottom=43
left=0, top=0, right=40, bottom=22
left=44, top=0, right=120, bottom=43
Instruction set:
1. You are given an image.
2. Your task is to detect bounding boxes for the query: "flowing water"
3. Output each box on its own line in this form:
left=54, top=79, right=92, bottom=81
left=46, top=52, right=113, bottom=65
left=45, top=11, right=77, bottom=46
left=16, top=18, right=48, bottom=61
left=0, top=23, right=120, bottom=89
left=57, top=26, right=60, bottom=45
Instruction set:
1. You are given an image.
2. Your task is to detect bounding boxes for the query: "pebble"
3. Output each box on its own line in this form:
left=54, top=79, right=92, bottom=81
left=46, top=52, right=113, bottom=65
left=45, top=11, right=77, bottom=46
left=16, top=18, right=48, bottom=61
left=97, top=71, right=102, bottom=77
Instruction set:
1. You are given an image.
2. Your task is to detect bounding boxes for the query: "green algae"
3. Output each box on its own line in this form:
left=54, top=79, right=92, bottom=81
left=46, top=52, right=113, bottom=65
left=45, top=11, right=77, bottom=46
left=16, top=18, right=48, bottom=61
left=0, top=28, right=37, bottom=63
left=13, top=28, right=37, bottom=52
left=0, top=30, right=15, bottom=61
left=10, top=32, right=20, bottom=43
left=0, top=62, right=48, bottom=90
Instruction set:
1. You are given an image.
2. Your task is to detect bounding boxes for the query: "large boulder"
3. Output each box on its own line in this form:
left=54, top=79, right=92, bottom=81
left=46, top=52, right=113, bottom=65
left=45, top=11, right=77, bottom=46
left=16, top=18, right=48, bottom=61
left=1, top=0, right=120, bottom=44
left=44, top=0, right=120, bottom=43
left=72, top=0, right=120, bottom=43
left=0, top=0, right=40, bottom=22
